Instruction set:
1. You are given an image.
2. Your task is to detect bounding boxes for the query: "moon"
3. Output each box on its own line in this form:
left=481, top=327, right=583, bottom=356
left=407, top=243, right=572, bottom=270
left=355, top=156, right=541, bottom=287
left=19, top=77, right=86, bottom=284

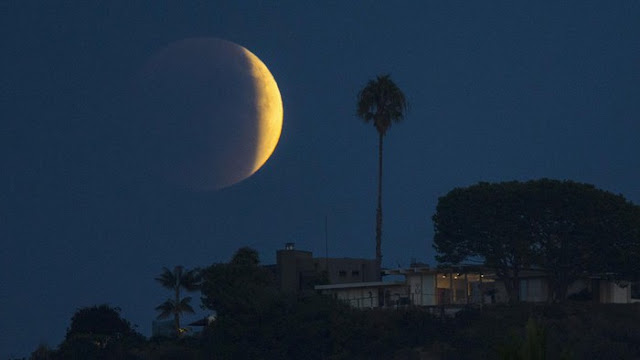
left=135, top=38, right=283, bottom=191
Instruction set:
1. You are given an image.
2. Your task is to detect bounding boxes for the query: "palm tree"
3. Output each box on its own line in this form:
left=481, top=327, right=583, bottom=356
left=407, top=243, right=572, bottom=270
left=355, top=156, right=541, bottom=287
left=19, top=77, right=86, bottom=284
left=155, top=265, right=201, bottom=336
left=357, top=74, right=408, bottom=278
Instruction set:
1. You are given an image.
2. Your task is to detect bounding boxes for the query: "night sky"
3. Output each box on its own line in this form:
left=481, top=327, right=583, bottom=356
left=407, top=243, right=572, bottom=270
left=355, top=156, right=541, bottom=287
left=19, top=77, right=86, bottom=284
left=2, top=1, right=639, bottom=357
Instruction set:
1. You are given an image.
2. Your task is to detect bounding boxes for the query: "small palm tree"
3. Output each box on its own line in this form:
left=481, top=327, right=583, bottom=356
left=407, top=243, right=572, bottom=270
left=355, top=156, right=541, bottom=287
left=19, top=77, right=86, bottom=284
left=155, top=265, right=201, bottom=336
left=357, top=74, right=408, bottom=277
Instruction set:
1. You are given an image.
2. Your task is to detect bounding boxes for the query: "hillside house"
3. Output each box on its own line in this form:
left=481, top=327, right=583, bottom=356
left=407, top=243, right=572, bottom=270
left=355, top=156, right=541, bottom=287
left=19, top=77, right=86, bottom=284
left=316, top=264, right=640, bottom=308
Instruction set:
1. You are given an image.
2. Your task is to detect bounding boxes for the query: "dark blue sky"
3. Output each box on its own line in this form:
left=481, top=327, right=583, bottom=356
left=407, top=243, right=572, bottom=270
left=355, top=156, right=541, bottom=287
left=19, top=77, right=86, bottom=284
left=2, top=1, right=639, bottom=357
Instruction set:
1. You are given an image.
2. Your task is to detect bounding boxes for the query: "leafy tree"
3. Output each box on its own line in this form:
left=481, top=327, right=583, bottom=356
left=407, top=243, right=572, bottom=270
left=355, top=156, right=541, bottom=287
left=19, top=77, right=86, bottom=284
left=66, top=304, right=137, bottom=340
left=524, top=179, right=640, bottom=301
left=55, top=304, right=144, bottom=360
left=433, top=179, right=640, bottom=302
left=200, top=247, right=286, bottom=358
left=29, top=344, right=53, bottom=360
left=155, top=265, right=201, bottom=336
left=229, top=246, right=260, bottom=267
left=433, top=181, right=536, bottom=302
left=357, top=74, right=408, bottom=276
left=200, top=247, right=277, bottom=316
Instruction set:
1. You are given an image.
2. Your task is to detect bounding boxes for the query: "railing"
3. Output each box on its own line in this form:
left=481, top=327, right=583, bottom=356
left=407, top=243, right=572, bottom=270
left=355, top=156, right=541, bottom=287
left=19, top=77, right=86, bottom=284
left=336, top=290, right=501, bottom=308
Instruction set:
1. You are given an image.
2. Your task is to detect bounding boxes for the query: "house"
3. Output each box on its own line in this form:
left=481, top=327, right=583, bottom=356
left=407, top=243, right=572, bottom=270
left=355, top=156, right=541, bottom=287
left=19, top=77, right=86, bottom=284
left=313, top=264, right=495, bottom=309
left=271, top=244, right=639, bottom=307
left=315, top=262, right=640, bottom=308
left=273, top=243, right=379, bottom=294
left=384, top=265, right=500, bottom=306
left=271, top=243, right=410, bottom=308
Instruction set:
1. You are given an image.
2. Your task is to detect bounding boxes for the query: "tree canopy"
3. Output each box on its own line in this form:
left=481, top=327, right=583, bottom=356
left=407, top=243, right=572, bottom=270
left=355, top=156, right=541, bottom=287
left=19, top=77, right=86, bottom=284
left=56, top=304, right=144, bottom=359
left=66, top=304, right=137, bottom=340
left=200, top=247, right=277, bottom=316
left=357, top=74, right=408, bottom=136
left=433, top=179, right=640, bottom=302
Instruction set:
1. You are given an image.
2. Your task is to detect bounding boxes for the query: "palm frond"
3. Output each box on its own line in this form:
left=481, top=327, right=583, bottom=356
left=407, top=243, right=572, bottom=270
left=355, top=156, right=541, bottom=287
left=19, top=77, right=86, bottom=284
left=356, top=74, right=408, bottom=136
left=156, top=265, right=201, bottom=292
left=155, top=267, right=177, bottom=289
left=177, top=297, right=195, bottom=314
left=155, top=299, right=175, bottom=319
left=180, top=269, right=202, bottom=292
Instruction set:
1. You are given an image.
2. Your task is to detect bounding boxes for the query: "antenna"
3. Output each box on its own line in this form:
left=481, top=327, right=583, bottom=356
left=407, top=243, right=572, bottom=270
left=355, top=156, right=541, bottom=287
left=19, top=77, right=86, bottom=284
left=325, top=215, right=329, bottom=272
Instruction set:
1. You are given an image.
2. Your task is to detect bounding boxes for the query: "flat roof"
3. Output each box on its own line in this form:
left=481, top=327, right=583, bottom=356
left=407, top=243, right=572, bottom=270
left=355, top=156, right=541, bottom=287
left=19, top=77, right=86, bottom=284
left=384, top=267, right=431, bottom=275
left=315, top=281, right=406, bottom=290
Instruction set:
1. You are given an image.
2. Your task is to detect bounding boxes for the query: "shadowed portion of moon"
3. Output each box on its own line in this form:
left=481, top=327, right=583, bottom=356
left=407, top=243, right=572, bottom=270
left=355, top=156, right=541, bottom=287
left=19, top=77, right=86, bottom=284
left=133, top=38, right=282, bottom=191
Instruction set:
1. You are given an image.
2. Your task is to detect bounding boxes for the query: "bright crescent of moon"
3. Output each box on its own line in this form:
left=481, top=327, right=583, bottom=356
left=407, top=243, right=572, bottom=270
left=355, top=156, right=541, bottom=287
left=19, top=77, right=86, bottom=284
left=137, top=38, right=283, bottom=191
left=242, top=48, right=283, bottom=176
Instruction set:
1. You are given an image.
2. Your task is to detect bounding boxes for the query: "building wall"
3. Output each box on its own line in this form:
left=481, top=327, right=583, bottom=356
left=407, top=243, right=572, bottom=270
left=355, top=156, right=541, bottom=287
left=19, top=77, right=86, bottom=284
left=397, top=271, right=639, bottom=306
left=391, top=271, right=500, bottom=306
left=320, top=284, right=408, bottom=309
left=333, top=287, right=378, bottom=309
left=503, top=277, right=632, bottom=303
left=313, top=257, right=379, bottom=285
left=407, top=273, right=437, bottom=306
left=276, top=249, right=315, bottom=293
left=432, top=272, right=493, bottom=305
left=275, top=246, right=379, bottom=293
left=321, top=266, right=637, bottom=309
left=598, top=280, right=631, bottom=303
left=519, top=278, right=548, bottom=302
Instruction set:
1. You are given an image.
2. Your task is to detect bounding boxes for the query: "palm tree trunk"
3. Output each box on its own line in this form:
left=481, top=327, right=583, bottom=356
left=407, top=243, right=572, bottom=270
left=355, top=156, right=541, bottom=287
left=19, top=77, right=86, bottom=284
left=376, top=132, right=383, bottom=280
left=174, top=283, right=180, bottom=336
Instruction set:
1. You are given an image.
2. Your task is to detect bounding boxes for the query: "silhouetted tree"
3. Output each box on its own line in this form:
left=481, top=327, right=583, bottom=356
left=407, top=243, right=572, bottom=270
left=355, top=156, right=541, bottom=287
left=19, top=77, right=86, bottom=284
left=200, top=247, right=285, bottom=358
left=433, top=179, right=640, bottom=302
left=357, top=74, right=408, bottom=276
left=229, top=246, right=260, bottom=267
left=524, top=179, right=640, bottom=301
left=29, top=344, right=53, bottom=360
left=433, top=181, right=535, bottom=302
left=155, top=266, right=201, bottom=336
left=55, top=304, right=143, bottom=359
left=66, top=305, right=137, bottom=340
left=201, top=247, right=277, bottom=316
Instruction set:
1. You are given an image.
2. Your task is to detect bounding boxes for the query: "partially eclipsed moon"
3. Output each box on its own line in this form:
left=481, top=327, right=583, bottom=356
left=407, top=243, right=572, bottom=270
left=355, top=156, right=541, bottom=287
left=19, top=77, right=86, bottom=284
left=245, top=47, right=283, bottom=176
left=136, top=38, right=283, bottom=191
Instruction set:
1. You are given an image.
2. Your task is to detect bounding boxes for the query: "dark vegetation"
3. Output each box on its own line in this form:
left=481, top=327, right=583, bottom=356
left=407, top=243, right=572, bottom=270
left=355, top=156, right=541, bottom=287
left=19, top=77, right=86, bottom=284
left=154, top=265, right=202, bottom=335
left=16, top=179, right=640, bottom=359
left=17, top=180, right=640, bottom=359
left=433, top=179, right=640, bottom=303
left=20, top=247, right=640, bottom=360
